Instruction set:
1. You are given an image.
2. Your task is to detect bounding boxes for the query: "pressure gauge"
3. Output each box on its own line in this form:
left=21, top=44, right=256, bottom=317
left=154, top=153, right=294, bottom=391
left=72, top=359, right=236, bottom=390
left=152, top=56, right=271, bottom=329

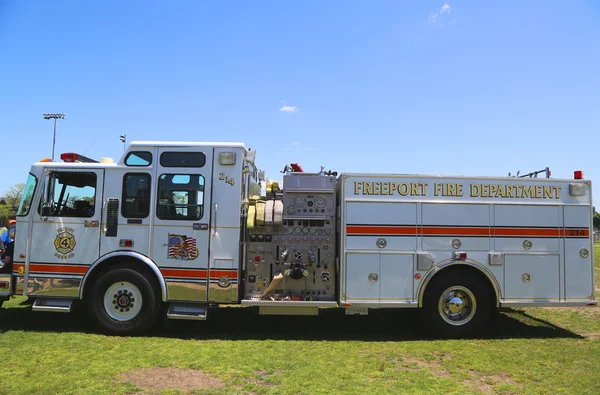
left=324, top=228, right=332, bottom=235
left=294, top=196, right=307, bottom=207
left=302, top=227, right=309, bottom=234
left=315, top=196, right=327, bottom=208
left=287, top=205, right=296, bottom=214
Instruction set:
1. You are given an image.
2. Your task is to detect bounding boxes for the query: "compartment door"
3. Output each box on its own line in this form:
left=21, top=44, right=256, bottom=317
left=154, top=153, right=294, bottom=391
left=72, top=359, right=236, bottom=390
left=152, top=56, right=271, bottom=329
left=345, top=253, right=379, bottom=301
left=504, top=255, right=560, bottom=300
left=380, top=253, right=414, bottom=301
left=564, top=205, right=593, bottom=299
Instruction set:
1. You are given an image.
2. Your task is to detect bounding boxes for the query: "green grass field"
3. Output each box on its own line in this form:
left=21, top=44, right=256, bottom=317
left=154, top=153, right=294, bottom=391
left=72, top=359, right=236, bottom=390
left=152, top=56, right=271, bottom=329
left=1, top=247, right=599, bottom=394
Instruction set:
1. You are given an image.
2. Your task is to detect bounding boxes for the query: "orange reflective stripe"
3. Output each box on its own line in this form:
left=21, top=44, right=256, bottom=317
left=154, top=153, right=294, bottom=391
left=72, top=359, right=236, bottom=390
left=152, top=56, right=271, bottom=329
left=346, top=226, right=417, bottom=235
left=346, top=225, right=589, bottom=238
left=161, top=268, right=207, bottom=278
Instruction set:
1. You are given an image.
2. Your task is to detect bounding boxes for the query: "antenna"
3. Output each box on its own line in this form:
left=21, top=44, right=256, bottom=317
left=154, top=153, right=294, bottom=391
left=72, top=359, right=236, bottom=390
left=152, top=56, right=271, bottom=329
left=119, top=134, right=126, bottom=151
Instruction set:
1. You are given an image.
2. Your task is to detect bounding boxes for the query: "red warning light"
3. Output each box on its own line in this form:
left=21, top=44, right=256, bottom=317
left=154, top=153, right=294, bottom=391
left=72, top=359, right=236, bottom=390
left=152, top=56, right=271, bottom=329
left=60, top=153, right=79, bottom=162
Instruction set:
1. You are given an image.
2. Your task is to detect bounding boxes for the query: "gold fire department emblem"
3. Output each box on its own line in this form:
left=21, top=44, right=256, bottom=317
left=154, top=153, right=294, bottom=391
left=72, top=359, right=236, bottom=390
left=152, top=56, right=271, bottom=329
left=54, top=227, right=76, bottom=259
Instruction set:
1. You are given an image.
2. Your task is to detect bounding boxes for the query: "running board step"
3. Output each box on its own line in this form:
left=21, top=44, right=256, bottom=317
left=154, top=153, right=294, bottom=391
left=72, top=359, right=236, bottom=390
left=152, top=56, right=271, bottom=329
left=32, top=298, right=73, bottom=313
left=167, top=303, right=208, bottom=321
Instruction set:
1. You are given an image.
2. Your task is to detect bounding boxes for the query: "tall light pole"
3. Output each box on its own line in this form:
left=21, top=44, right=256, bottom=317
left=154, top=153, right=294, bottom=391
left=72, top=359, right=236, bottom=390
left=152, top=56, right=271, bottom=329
left=120, top=134, right=127, bottom=151
left=43, top=113, right=65, bottom=161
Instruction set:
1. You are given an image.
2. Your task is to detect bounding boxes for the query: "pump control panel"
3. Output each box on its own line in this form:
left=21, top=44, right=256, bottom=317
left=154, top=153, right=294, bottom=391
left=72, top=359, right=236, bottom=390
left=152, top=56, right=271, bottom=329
left=244, top=174, right=337, bottom=301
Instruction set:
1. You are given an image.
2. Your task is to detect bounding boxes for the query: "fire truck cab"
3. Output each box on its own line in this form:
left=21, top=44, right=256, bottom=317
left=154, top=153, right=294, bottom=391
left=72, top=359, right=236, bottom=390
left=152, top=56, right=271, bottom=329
left=0, top=141, right=595, bottom=338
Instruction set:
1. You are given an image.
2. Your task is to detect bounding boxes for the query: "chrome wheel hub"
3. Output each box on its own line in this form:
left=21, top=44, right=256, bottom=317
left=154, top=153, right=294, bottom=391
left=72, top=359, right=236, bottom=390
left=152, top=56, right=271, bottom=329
left=438, top=286, right=476, bottom=326
left=447, top=296, right=464, bottom=314
left=104, top=281, right=143, bottom=321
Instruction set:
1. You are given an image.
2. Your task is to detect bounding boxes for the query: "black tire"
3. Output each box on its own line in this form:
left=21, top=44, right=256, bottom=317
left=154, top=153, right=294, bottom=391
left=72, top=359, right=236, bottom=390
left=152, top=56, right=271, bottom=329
left=88, top=265, right=161, bottom=335
left=421, top=271, right=492, bottom=339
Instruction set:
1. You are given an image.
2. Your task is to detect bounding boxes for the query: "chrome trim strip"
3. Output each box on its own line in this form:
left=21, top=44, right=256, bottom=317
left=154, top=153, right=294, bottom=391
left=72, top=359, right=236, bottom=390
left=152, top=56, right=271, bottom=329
left=416, top=259, right=502, bottom=308
left=164, top=278, right=207, bottom=284
left=208, top=281, right=238, bottom=303
left=28, top=274, right=83, bottom=280
left=208, top=279, right=239, bottom=284
left=166, top=280, right=206, bottom=302
left=79, top=251, right=167, bottom=301
left=15, top=277, right=24, bottom=294
left=27, top=277, right=81, bottom=298
left=241, top=300, right=338, bottom=307
left=501, top=301, right=596, bottom=307
left=342, top=302, right=418, bottom=308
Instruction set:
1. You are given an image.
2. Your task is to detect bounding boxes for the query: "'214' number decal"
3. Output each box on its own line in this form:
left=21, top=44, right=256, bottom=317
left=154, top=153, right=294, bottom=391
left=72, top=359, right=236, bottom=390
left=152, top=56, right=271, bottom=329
left=219, top=173, right=235, bottom=186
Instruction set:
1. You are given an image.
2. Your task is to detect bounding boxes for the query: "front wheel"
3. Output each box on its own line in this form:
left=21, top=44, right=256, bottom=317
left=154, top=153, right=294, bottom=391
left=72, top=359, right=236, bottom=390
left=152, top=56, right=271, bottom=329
left=422, top=271, right=492, bottom=338
left=88, top=266, right=161, bottom=335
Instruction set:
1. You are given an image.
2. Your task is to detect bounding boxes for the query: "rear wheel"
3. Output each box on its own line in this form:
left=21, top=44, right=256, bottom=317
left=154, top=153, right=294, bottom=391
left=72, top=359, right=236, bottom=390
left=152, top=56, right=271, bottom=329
left=88, top=266, right=160, bottom=335
left=422, top=271, right=492, bottom=338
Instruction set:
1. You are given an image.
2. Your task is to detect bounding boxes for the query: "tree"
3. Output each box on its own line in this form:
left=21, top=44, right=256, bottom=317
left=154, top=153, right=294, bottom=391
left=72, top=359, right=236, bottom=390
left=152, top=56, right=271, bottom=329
left=0, top=183, right=25, bottom=225
left=594, top=211, right=600, bottom=229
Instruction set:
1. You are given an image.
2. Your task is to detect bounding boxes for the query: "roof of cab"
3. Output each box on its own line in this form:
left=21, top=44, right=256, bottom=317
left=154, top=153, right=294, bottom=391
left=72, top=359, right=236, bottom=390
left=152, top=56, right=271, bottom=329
left=127, top=141, right=246, bottom=149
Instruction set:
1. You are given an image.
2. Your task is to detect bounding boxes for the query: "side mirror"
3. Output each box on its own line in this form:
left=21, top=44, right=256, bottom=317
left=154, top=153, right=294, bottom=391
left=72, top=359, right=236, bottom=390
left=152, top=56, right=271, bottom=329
left=41, top=201, right=54, bottom=216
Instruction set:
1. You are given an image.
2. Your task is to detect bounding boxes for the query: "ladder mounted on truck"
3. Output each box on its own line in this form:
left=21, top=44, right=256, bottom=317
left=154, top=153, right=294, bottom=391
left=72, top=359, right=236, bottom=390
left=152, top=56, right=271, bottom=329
left=508, top=167, right=551, bottom=179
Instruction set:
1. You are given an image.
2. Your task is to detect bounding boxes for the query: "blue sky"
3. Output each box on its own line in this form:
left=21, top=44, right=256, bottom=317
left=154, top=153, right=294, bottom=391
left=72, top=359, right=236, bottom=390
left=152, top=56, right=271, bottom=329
left=1, top=1, right=599, bottom=200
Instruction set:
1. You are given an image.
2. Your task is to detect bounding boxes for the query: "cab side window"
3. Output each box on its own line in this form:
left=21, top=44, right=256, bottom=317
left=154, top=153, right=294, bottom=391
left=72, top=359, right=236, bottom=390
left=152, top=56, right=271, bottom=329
left=157, top=174, right=205, bottom=220
left=125, top=151, right=152, bottom=166
left=41, top=172, right=96, bottom=217
left=122, top=173, right=151, bottom=218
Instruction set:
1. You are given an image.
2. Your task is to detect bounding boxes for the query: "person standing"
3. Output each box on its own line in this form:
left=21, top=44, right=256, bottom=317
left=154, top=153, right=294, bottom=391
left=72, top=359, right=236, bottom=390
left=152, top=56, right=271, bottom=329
left=0, top=234, right=13, bottom=272
left=0, top=219, right=15, bottom=259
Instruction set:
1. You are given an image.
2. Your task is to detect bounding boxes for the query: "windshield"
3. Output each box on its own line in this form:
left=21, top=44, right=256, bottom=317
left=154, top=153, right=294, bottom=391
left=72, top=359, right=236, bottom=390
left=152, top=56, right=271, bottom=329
left=17, top=173, right=38, bottom=216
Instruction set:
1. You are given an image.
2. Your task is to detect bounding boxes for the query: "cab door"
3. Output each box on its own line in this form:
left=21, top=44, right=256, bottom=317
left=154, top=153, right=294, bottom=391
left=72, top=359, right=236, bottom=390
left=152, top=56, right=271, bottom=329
left=29, top=169, right=104, bottom=271
left=151, top=148, right=212, bottom=302
left=207, top=147, right=243, bottom=303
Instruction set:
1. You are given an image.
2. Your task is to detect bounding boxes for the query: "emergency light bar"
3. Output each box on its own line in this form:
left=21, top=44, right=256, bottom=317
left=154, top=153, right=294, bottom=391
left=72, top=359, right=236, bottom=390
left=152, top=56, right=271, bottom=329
left=60, top=153, right=99, bottom=163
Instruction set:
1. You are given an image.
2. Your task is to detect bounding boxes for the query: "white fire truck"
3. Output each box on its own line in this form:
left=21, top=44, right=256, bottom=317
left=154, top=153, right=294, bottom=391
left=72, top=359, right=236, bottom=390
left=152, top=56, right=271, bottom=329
left=0, top=142, right=595, bottom=337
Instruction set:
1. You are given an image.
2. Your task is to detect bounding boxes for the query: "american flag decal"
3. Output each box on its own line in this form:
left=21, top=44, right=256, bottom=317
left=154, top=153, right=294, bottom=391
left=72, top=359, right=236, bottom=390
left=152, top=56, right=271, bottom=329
left=167, top=233, right=199, bottom=260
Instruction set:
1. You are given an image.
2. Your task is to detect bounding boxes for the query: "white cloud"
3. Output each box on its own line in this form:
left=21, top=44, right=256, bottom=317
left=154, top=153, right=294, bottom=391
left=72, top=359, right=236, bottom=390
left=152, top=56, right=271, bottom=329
left=280, top=105, right=298, bottom=113
left=284, top=141, right=301, bottom=152
left=428, top=3, right=452, bottom=24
